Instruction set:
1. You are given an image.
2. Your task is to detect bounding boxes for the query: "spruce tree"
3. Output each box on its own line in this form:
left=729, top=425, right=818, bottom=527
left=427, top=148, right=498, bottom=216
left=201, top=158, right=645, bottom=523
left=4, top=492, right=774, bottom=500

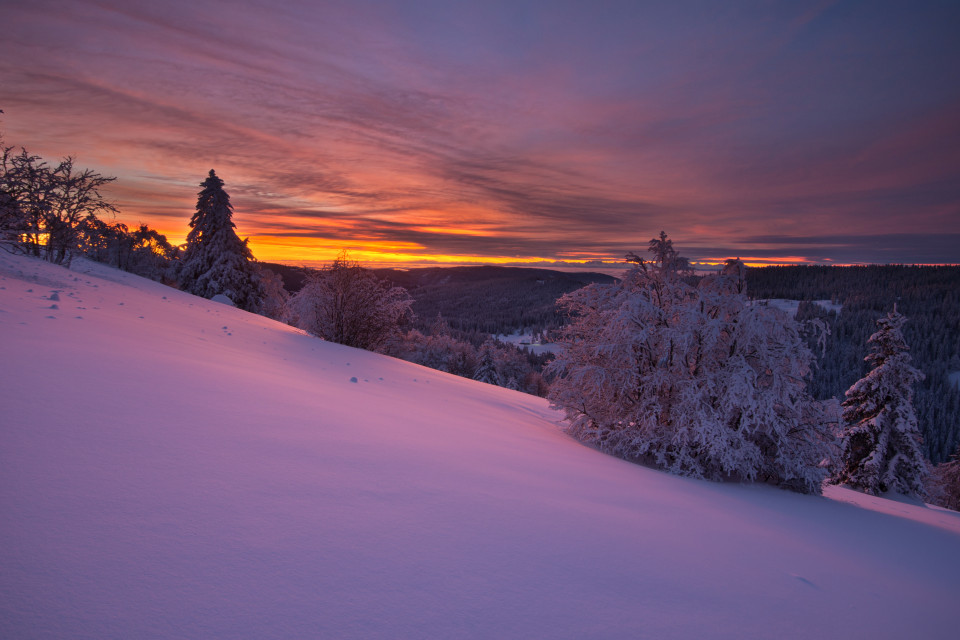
left=473, top=341, right=502, bottom=386
left=178, top=170, right=264, bottom=312
left=832, top=309, right=927, bottom=497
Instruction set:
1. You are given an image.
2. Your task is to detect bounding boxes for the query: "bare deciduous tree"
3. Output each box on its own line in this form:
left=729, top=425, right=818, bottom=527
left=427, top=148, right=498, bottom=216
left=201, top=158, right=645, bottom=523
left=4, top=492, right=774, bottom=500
left=1, top=142, right=116, bottom=265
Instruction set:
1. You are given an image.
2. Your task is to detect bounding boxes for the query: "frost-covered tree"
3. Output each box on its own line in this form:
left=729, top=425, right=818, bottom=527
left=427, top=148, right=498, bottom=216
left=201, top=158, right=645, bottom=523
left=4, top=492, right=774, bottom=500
left=0, top=179, right=22, bottom=248
left=832, top=309, right=927, bottom=497
left=926, top=445, right=960, bottom=511
left=178, top=170, right=264, bottom=312
left=79, top=220, right=178, bottom=281
left=644, top=230, right=690, bottom=274
left=491, top=342, right=533, bottom=391
left=287, top=252, right=413, bottom=352
left=0, top=138, right=22, bottom=247
left=547, top=235, right=833, bottom=494
left=258, top=268, right=289, bottom=321
left=721, top=257, right=747, bottom=294
left=125, top=224, right=178, bottom=281
left=391, top=329, right=477, bottom=376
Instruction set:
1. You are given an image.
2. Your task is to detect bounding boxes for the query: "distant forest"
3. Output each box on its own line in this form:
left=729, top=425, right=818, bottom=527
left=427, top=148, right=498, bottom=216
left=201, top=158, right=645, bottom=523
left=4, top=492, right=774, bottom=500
left=376, top=266, right=616, bottom=337
left=265, top=263, right=615, bottom=343
left=748, top=265, right=960, bottom=463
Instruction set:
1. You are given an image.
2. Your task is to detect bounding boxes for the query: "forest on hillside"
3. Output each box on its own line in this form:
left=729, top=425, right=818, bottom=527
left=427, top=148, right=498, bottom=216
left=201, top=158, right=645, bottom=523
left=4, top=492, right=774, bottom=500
left=748, top=265, right=960, bottom=463
left=376, top=266, right=615, bottom=336
left=264, top=262, right=615, bottom=341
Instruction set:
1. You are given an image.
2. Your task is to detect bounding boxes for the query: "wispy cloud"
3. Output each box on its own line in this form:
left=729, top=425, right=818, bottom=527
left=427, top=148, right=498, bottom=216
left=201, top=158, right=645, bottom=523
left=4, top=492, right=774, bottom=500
left=2, top=0, right=958, bottom=265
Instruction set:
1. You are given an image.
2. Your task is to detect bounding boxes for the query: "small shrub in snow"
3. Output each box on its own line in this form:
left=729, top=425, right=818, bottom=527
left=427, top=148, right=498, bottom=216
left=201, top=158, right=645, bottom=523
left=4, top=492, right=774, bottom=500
left=547, top=234, right=833, bottom=494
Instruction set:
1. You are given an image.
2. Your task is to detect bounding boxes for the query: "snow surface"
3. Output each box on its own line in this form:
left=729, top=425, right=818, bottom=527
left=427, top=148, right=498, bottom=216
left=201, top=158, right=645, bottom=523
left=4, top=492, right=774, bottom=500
left=759, top=298, right=841, bottom=317
left=2, top=252, right=958, bottom=639
left=495, top=330, right=561, bottom=354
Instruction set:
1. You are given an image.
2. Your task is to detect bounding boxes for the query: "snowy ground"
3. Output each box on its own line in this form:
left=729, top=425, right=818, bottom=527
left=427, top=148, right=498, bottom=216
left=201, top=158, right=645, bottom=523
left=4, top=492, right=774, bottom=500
left=495, top=331, right=561, bottom=354
left=2, top=252, right=958, bottom=639
left=757, top=298, right=842, bottom=317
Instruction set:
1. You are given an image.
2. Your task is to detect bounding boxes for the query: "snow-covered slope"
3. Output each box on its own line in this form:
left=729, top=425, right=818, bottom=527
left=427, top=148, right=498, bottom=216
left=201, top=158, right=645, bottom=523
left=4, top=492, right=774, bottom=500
left=2, top=252, right=958, bottom=639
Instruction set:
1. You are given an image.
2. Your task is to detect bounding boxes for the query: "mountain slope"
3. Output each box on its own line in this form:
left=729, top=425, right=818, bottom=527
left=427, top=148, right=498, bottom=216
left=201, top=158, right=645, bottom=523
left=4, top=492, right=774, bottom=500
left=1, top=252, right=959, bottom=639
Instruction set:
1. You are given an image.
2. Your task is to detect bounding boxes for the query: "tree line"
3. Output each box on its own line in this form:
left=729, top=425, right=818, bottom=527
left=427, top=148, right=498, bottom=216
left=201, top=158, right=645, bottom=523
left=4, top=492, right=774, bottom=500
left=1, top=137, right=178, bottom=281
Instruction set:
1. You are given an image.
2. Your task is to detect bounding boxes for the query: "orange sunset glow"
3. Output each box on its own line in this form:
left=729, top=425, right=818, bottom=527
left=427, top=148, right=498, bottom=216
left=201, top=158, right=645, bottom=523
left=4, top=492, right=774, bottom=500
left=2, top=0, right=958, bottom=267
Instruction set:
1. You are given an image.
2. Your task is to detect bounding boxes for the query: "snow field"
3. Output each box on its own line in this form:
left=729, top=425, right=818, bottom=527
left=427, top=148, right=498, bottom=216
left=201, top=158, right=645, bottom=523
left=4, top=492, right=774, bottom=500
left=756, top=298, right=842, bottom=316
left=1, top=252, right=958, bottom=639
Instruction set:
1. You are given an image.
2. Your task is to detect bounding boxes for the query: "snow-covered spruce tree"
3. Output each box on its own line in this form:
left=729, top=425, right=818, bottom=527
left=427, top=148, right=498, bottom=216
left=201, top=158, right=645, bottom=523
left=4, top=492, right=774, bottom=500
left=547, top=233, right=832, bottom=494
left=287, top=251, right=413, bottom=353
left=473, top=340, right=503, bottom=386
left=178, top=170, right=264, bottom=312
left=831, top=309, right=927, bottom=497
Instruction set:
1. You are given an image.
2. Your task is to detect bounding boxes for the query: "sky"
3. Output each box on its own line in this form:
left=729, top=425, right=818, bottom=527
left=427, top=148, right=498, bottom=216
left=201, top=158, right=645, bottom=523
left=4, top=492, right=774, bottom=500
left=2, top=0, right=959, bottom=267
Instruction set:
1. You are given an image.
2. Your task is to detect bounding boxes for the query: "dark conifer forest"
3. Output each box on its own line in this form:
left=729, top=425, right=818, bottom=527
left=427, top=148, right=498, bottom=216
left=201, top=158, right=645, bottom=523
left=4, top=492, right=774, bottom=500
left=376, top=266, right=616, bottom=336
left=265, top=263, right=615, bottom=340
left=748, top=265, right=960, bottom=463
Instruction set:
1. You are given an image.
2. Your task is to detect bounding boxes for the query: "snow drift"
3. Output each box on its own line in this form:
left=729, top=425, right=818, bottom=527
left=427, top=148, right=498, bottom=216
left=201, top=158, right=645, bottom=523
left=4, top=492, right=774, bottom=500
left=1, top=252, right=959, bottom=639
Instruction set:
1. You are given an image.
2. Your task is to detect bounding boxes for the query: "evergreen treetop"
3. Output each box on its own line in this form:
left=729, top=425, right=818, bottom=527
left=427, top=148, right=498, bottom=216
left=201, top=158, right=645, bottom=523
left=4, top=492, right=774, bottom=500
left=186, top=170, right=242, bottom=248
left=178, top=170, right=263, bottom=312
